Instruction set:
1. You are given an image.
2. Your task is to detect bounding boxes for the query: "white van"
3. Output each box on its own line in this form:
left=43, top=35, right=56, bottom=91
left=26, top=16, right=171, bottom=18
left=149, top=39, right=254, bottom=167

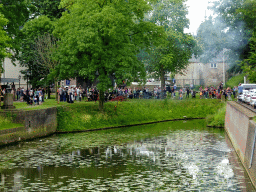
left=240, top=84, right=256, bottom=90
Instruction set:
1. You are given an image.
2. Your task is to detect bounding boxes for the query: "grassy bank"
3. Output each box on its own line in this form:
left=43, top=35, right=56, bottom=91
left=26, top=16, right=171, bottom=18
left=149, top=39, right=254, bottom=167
left=226, top=73, right=245, bottom=88
left=0, top=116, right=23, bottom=130
left=57, top=99, right=225, bottom=132
left=206, top=103, right=226, bottom=127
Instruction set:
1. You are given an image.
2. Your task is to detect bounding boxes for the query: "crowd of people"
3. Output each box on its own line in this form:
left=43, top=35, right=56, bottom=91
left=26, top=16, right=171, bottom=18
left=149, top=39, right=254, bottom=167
left=0, top=82, right=240, bottom=105
left=0, top=87, right=46, bottom=105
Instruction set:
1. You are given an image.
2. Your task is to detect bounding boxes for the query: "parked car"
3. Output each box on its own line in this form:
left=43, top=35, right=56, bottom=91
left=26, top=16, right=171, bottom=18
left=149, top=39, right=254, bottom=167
left=244, top=89, right=256, bottom=104
left=240, top=84, right=256, bottom=91
left=250, top=93, right=256, bottom=108
left=241, top=90, right=249, bottom=102
left=238, top=93, right=243, bottom=101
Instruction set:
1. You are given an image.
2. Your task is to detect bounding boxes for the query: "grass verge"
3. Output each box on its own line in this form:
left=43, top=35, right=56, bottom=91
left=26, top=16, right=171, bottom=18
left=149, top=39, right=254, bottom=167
left=57, top=99, right=225, bottom=132
left=206, top=103, right=226, bottom=127
left=0, top=116, right=23, bottom=130
left=226, top=73, right=245, bottom=88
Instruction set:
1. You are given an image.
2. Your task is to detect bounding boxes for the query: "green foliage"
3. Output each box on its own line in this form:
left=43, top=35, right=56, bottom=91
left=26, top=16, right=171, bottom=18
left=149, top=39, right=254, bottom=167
left=206, top=103, right=226, bottom=127
left=241, top=32, right=256, bottom=83
left=31, top=0, right=64, bottom=19
left=57, top=99, right=224, bottom=132
left=0, top=5, right=11, bottom=67
left=140, top=0, right=197, bottom=96
left=0, top=0, right=34, bottom=60
left=54, top=0, right=165, bottom=109
left=20, top=15, right=55, bottom=87
left=208, top=0, right=256, bottom=74
left=226, top=73, right=245, bottom=87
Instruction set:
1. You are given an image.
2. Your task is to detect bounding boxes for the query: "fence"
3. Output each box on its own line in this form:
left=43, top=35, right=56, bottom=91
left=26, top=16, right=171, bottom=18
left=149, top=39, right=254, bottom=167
left=167, top=79, right=204, bottom=87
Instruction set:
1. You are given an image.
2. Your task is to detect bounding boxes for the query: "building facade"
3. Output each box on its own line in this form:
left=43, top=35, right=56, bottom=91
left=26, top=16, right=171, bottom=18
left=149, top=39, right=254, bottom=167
left=173, top=51, right=229, bottom=87
left=1, top=57, right=28, bottom=89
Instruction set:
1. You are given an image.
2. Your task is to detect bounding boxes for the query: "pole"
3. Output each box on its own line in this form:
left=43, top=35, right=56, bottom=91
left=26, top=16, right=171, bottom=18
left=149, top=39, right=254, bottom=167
left=223, top=49, right=225, bottom=86
left=27, top=74, right=28, bottom=95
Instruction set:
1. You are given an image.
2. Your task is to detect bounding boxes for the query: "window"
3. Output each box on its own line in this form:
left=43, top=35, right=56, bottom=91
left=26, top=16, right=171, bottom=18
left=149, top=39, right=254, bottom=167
left=211, top=63, right=217, bottom=68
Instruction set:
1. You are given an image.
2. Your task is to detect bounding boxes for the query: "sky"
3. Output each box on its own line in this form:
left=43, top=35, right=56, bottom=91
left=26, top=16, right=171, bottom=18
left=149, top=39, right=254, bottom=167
left=184, top=0, right=216, bottom=35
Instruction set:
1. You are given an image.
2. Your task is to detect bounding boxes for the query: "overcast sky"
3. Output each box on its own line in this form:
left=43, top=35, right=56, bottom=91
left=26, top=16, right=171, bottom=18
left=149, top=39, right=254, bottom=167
left=184, top=0, right=216, bottom=35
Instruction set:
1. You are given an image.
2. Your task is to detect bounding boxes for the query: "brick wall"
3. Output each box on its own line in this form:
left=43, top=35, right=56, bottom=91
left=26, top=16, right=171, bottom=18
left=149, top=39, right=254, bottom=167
left=225, top=101, right=256, bottom=188
left=0, top=107, right=57, bottom=146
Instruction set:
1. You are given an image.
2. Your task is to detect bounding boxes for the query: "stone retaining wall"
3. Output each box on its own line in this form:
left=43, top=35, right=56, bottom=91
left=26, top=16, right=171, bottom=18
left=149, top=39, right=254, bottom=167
left=0, top=107, right=57, bottom=146
left=225, top=101, right=256, bottom=188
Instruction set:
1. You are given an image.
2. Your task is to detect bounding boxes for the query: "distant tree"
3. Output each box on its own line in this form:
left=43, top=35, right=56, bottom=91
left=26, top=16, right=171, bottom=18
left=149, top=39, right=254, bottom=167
left=31, top=0, right=64, bottom=19
left=19, top=15, right=55, bottom=88
left=54, top=0, right=164, bottom=110
left=239, top=0, right=256, bottom=82
left=0, top=0, right=34, bottom=61
left=0, top=5, right=11, bottom=106
left=196, top=16, right=227, bottom=63
left=209, top=0, right=253, bottom=74
left=141, top=0, right=198, bottom=97
left=35, top=33, right=59, bottom=100
left=0, top=5, right=11, bottom=65
left=241, top=32, right=256, bottom=83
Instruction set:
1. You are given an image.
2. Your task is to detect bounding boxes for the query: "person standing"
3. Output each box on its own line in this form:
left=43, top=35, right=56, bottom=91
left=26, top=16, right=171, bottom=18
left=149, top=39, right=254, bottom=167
left=94, top=88, right=98, bottom=103
left=238, top=83, right=243, bottom=95
left=233, top=86, right=237, bottom=99
left=16, top=88, right=20, bottom=101
left=76, top=87, right=80, bottom=101
left=186, top=87, right=190, bottom=98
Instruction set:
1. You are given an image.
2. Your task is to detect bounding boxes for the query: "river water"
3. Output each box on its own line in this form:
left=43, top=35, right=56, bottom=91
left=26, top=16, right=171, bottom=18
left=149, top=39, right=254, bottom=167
left=0, top=120, right=254, bottom=191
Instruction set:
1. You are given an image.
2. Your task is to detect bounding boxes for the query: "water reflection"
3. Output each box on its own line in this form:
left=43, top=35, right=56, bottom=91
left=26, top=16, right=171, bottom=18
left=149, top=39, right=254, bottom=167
left=0, top=120, right=255, bottom=191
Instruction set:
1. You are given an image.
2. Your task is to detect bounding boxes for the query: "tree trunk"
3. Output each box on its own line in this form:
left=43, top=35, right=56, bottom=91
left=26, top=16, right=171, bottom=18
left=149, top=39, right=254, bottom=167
left=0, top=77, right=1, bottom=107
left=55, top=79, right=58, bottom=101
left=160, top=67, right=165, bottom=99
left=99, top=90, right=104, bottom=112
left=47, top=85, right=51, bottom=99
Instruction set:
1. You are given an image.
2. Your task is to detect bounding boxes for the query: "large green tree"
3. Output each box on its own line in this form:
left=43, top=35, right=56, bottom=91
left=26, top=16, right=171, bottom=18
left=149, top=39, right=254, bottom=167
left=0, top=0, right=64, bottom=63
left=239, top=0, right=256, bottom=82
left=54, top=0, right=164, bottom=110
left=19, top=15, right=55, bottom=87
left=141, top=0, right=197, bottom=97
left=0, top=0, right=35, bottom=61
left=0, top=5, right=11, bottom=65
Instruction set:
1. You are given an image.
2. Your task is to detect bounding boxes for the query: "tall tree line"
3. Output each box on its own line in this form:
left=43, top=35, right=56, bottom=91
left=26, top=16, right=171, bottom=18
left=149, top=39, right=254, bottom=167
left=0, top=0, right=199, bottom=110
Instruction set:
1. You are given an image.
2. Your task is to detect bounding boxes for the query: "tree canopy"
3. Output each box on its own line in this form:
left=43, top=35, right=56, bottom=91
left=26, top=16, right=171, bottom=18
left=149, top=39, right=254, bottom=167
left=207, top=0, right=255, bottom=74
left=0, top=4, right=11, bottom=69
left=140, top=0, right=197, bottom=96
left=54, top=0, right=165, bottom=109
left=19, top=15, right=55, bottom=87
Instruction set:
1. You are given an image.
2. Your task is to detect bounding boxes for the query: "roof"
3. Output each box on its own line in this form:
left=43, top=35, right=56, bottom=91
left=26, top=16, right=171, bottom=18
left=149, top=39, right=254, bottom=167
left=189, top=49, right=230, bottom=63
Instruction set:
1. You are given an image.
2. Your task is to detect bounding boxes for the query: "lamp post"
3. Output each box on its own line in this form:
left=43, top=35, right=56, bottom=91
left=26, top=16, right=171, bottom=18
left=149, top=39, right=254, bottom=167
left=26, top=71, right=30, bottom=98
left=223, top=48, right=227, bottom=86
left=18, top=75, right=21, bottom=89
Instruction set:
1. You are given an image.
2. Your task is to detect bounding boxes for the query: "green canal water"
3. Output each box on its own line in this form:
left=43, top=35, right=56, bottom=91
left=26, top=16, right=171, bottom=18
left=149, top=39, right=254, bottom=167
left=0, top=120, right=254, bottom=191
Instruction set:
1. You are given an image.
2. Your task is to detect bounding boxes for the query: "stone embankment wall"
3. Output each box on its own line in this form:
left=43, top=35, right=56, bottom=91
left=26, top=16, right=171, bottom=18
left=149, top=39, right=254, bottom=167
left=0, top=107, right=57, bottom=146
left=225, top=101, right=256, bottom=188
